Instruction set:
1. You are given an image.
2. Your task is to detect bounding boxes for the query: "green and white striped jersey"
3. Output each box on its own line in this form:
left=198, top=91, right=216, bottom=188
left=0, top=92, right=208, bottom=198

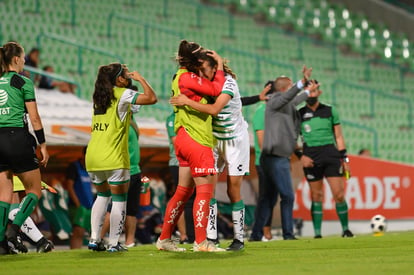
left=212, top=75, right=248, bottom=140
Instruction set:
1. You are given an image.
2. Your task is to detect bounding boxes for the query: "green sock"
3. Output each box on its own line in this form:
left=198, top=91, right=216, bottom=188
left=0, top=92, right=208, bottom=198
left=311, top=202, right=323, bottom=236
left=0, top=201, right=11, bottom=242
left=336, top=201, right=349, bottom=231
left=13, top=193, right=38, bottom=227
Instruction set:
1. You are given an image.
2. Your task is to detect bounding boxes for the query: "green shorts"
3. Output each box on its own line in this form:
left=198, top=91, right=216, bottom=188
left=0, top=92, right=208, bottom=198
left=72, top=205, right=91, bottom=232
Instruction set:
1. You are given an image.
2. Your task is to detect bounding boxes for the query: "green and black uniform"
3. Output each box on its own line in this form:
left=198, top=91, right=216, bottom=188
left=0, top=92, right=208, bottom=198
left=0, top=71, right=40, bottom=247
left=298, top=102, right=350, bottom=236
left=298, top=102, right=343, bottom=181
left=0, top=71, right=39, bottom=173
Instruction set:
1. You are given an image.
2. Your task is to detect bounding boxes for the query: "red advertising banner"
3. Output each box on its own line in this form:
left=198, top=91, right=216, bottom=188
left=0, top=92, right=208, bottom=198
left=293, top=155, right=414, bottom=220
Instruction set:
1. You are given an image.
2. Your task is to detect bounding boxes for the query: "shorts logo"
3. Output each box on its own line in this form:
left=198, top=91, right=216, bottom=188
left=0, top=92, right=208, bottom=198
left=306, top=174, right=315, bottom=180
left=237, top=164, right=243, bottom=172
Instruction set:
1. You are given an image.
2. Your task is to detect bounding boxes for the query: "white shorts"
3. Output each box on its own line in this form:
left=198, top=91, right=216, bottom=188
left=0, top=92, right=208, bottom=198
left=88, top=169, right=130, bottom=185
left=214, top=130, right=250, bottom=176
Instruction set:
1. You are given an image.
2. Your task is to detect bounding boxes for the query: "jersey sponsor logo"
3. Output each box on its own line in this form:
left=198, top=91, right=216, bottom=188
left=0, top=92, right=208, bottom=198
left=304, top=124, right=311, bottom=133
left=0, top=89, right=8, bottom=106
left=92, top=123, right=109, bottom=132
left=0, top=107, right=11, bottom=115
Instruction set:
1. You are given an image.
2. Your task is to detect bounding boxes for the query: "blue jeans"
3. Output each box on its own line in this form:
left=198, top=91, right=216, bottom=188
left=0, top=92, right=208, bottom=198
left=251, top=154, right=295, bottom=240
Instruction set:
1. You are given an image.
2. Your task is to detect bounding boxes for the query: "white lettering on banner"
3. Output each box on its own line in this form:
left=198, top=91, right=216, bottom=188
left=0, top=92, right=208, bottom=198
left=364, top=177, right=383, bottom=209
left=345, top=179, right=365, bottom=209
left=383, top=177, right=400, bottom=209
left=297, top=176, right=402, bottom=210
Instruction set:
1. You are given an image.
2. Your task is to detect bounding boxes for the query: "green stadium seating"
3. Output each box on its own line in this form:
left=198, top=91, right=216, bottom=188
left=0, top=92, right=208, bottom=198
left=1, top=0, right=412, bottom=163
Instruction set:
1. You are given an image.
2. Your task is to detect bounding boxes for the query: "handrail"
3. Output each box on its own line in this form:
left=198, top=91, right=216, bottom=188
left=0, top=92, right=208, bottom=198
left=332, top=79, right=412, bottom=128
left=219, top=46, right=297, bottom=84
left=36, top=32, right=124, bottom=75
left=106, top=12, right=184, bottom=50
left=341, top=120, right=379, bottom=158
left=23, top=65, right=81, bottom=96
left=262, top=27, right=338, bottom=71
left=33, top=0, right=76, bottom=26
left=363, top=58, right=407, bottom=92
left=186, top=1, right=235, bottom=39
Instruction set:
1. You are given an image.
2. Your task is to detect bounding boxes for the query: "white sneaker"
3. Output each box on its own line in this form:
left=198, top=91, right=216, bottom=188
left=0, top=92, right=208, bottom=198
left=156, top=238, right=186, bottom=252
left=261, top=236, right=280, bottom=242
left=125, top=243, right=135, bottom=248
left=193, top=240, right=226, bottom=252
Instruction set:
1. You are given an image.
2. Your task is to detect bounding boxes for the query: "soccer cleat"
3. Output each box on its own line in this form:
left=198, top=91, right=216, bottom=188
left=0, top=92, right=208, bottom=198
left=207, top=237, right=220, bottom=247
left=107, top=243, right=128, bottom=252
left=226, top=239, right=244, bottom=251
left=36, top=237, right=54, bottom=253
left=342, top=229, right=354, bottom=238
left=88, top=239, right=107, bottom=251
left=156, top=238, right=186, bottom=252
left=6, top=226, right=28, bottom=253
left=179, top=238, right=189, bottom=244
left=193, top=240, right=226, bottom=252
left=314, top=235, right=322, bottom=239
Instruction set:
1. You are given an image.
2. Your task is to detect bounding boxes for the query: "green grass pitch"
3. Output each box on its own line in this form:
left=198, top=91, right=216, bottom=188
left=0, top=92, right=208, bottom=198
left=2, top=231, right=414, bottom=275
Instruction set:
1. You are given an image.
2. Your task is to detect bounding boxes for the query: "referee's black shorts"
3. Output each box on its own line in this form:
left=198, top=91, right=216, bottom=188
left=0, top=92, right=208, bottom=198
left=0, top=127, right=39, bottom=173
left=303, top=144, right=343, bottom=182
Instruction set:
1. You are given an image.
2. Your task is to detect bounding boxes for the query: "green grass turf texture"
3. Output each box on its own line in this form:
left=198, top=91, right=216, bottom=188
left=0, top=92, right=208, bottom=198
left=2, top=231, right=413, bottom=275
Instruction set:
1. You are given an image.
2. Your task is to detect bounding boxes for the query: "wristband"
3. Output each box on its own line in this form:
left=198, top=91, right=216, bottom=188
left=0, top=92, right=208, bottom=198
left=34, top=128, right=46, bottom=144
left=294, top=149, right=303, bottom=159
left=339, top=149, right=347, bottom=158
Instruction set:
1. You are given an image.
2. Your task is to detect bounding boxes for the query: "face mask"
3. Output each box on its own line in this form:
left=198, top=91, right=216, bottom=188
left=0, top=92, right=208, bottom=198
left=306, top=97, right=318, bottom=106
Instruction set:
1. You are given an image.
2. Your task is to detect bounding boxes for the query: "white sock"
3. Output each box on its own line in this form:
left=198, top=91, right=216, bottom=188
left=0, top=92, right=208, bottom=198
left=232, top=207, right=245, bottom=242
left=207, top=199, right=218, bottom=240
left=108, top=201, right=126, bottom=247
left=9, top=208, right=43, bottom=243
left=90, top=195, right=111, bottom=241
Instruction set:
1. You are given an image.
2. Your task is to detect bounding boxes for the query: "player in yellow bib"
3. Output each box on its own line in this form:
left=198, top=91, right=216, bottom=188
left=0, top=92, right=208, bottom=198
left=86, top=63, right=157, bottom=252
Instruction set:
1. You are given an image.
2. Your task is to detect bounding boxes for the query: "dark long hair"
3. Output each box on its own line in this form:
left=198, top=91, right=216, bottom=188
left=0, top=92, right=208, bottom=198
left=199, top=50, right=237, bottom=79
left=0, top=41, right=24, bottom=76
left=176, top=40, right=204, bottom=74
left=93, top=63, right=122, bottom=114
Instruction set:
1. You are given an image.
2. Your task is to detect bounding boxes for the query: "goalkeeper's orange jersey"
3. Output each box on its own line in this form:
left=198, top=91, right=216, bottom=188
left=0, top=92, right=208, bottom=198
left=172, top=67, right=225, bottom=148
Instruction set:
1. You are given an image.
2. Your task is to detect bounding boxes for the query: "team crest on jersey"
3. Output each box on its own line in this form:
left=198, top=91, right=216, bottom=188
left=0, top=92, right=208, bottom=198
left=303, top=112, right=313, bottom=119
left=304, top=124, right=311, bottom=133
